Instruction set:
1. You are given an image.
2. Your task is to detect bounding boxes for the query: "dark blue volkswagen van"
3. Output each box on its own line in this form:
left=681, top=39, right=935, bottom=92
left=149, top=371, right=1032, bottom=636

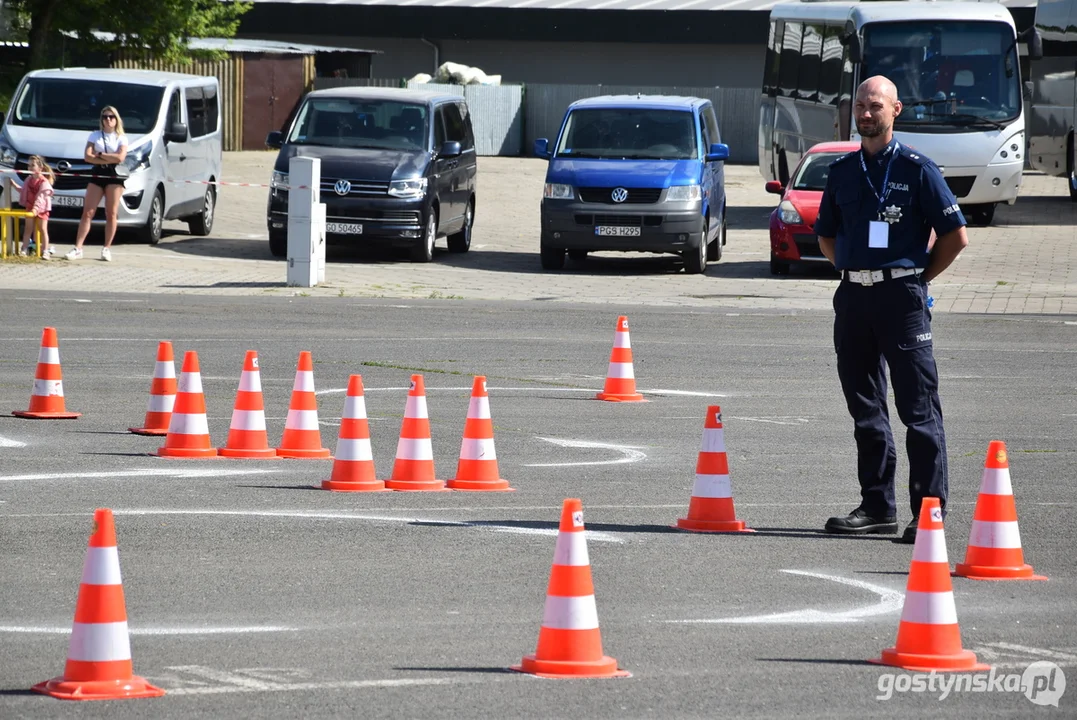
left=534, top=95, right=729, bottom=273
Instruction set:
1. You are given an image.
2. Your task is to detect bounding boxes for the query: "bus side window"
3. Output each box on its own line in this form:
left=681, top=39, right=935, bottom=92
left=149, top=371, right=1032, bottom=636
left=764, top=19, right=784, bottom=97
left=838, top=27, right=856, bottom=140
left=798, top=23, right=823, bottom=102
left=820, top=23, right=844, bottom=106
left=778, top=21, right=802, bottom=98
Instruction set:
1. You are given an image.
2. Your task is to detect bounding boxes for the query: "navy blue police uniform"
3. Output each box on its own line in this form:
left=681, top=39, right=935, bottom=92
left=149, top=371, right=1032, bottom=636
left=814, top=138, right=966, bottom=524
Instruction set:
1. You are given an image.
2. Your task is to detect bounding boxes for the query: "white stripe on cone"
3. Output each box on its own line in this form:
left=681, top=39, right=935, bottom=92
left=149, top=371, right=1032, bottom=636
left=403, top=395, right=429, bottom=419
left=459, top=437, right=496, bottom=461
left=979, top=467, right=1014, bottom=496
left=335, top=437, right=373, bottom=462
left=229, top=409, right=267, bottom=432
left=292, top=371, right=315, bottom=392
left=605, top=362, right=635, bottom=379
left=700, top=428, right=726, bottom=453
left=154, top=360, right=176, bottom=379
left=911, top=528, right=949, bottom=563
left=67, top=621, right=132, bottom=662
left=541, top=594, right=600, bottom=630
left=169, top=413, right=210, bottom=436
left=238, top=371, right=262, bottom=393
left=613, top=332, right=631, bottom=349
left=177, top=373, right=204, bottom=394
left=38, top=346, right=60, bottom=364
left=395, top=437, right=433, bottom=461
left=343, top=395, right=368, bottom=420
left=284, top=409, right=319, bottom=431
left=467, top=396, right=491, bottom=419
left=80, top=547, right=122, bottom=585
left=969, top=520, right=1023, bottom=549
left=552, top=531, right=590, bottom=567
left=32, top=379, right=63, bottom=397
left=900, top=590, right=959, bottom=625
left=691, top=473, right=732, bottom=499
left=147, top=394, right=175, bottom=413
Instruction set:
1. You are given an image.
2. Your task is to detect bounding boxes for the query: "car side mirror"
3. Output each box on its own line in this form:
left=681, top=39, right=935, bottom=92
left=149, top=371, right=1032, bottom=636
left=765, top=180, right=784, bottom=195
left=705, top=143, right=729, bottom=162
left=265, top=130, right=283, bottom=149
left=165, top=122, right=187, bottom=143
left=842, top=31, right=863, bottom=64
left=439, top=140, right=461, bottom=158
left=534, top=138, right=550, bottom=159
left=1023, top=28, right=1043, bottom=61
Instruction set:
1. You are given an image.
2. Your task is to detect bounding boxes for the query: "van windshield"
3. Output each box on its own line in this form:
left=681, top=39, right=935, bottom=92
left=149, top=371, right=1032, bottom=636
left=555, top=108, right=698, bottom=160
left=10, top=78, right=165, bottom=134
left=287, top=98, right=429, bottom=151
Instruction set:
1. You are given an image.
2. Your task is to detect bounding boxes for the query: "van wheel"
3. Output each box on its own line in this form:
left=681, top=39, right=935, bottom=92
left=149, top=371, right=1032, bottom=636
left=447, top=199, right=473, bottom=253
left=706, top=215, right=724, bottom=262
left=410, top=210, right=436, bottom=262
left=540, top=245, right=565, bottom=270
left=683, top=228, right=707, bottom=274
left=269, top=230, right=287, bottom=258
left=568, top=249, right=588, bottom=261
left=187, top=187, right=215, bottom=236
left=138, top=188, right=164, bottom=245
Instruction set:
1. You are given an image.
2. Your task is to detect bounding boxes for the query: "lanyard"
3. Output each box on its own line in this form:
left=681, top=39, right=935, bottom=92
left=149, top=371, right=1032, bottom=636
left=859, top=142, right=899, bottom=214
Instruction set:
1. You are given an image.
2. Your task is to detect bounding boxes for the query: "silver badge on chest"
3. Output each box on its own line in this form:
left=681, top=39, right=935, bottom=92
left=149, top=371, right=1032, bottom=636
left=880, top=204, right=903, bottom=224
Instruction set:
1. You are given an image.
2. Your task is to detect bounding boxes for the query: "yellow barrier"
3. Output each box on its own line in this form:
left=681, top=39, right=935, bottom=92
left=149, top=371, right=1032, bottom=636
left=0, top=209, right=42, bottom=259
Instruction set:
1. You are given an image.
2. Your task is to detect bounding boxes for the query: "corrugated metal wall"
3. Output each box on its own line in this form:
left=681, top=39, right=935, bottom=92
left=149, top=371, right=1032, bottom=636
left=404, top=81, right=523, bottom=156
left=111, top=53, right=245, bottom=151
left=314, top=77, right=405, bottom=89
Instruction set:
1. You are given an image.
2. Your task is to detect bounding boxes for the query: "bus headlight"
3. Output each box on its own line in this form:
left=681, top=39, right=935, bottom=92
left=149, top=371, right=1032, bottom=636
left=991, top=133, right=1024, bottom=164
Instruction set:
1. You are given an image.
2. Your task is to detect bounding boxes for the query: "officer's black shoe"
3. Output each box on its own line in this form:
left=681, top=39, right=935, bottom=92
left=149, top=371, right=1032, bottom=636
left=824, top=508, right=898, bottom=535
left=895, top=516, right=919, bottom=544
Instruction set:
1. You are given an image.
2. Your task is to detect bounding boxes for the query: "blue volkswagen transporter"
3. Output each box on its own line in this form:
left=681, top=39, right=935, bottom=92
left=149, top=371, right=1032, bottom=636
left=534, top=95, right=729, bottom=273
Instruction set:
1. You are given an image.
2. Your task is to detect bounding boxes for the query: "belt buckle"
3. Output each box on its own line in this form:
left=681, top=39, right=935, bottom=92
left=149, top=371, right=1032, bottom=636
left=861, top=271, right=873, bottom=286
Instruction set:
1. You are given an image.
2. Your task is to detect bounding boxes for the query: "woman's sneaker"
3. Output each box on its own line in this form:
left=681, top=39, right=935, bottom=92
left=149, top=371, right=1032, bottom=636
left=64, top=247, right=83, bottom=260
left=100, top=247, right=112, bottom=262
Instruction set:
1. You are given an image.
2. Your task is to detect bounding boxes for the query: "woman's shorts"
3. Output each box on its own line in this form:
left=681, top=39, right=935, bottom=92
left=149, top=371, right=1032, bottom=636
left=88, top=177, right=126, bottom=189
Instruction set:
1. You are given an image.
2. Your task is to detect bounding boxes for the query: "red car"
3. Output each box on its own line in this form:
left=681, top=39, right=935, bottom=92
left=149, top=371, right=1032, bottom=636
left=766, top=141, right=860, bottom=275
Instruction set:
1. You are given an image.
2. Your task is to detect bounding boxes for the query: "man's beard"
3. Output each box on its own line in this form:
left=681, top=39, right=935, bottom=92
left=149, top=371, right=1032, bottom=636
left=857, top=120, right=889, bottom=138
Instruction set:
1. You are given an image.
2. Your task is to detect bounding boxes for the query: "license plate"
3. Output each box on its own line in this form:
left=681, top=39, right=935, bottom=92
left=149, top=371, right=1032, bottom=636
left=51, top=195, right=81, bottom=208
left=326, top=222, right=363, bottom=235
left=594, top=226, right=641, bottom=237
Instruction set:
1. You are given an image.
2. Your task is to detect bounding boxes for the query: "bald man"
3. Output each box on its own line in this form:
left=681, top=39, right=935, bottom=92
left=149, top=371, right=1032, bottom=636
left=813, top=75, right=970, bottom=543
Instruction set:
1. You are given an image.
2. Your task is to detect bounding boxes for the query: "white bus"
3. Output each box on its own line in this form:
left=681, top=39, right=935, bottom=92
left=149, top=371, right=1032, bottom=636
left=1026, top=0, right=1077, bottom=200
left=759, top=0, right=1026, bottom=226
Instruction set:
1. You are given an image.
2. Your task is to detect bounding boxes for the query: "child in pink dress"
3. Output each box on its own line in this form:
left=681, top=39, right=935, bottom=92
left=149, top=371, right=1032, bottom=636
left=19, top=155, right=55, bottom=258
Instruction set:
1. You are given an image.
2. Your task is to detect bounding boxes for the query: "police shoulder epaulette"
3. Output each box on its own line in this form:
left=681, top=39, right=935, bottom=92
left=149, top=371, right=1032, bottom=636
left=830, top=150, right=858, bottom=166
left=897, top=146, right=929, bottom=166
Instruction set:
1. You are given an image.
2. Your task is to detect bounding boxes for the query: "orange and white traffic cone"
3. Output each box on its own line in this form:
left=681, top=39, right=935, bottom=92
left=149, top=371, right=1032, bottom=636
left=322, top=375, right=386, bottom=492
left=675, top=405, right=752, bottom=533
left=385, top=374, right=446, bottom=491
left=276, top=351, right=330, bottom=459
left=156, top=351, right=217, bottom=458
left=955, top=441, right=1047, bottom=581
left=447, top=376, right=512, bottom=491
left=13, top=327, right=81, bottom=419
left=32, top=508, right=165, bottom=701
left=218, top=351, right=278, bottom=459
left=128, top=341, right=176, bottom=435
left=871, top=497, right=989, bottom=672
left=511, top=498, right=630, bottom=679
left=595, top=316, right=645, bottom=402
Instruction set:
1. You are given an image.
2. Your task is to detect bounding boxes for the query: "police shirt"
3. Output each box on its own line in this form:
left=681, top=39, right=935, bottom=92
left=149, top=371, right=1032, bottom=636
left=813, top=138, right=966, bottom=270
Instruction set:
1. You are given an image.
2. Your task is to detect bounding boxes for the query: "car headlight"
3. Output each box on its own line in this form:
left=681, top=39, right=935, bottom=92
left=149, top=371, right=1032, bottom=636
left=123, top=144, right=152, bottom=173
left=0, top=144, right=16, bottom=167
left=388, top=178, right=428, bottom=198
left=543, top=183, right=574, bottom=200
left=778, top=200, right=803, bottom=225
left=666, top=184, right=701, bottom=202
left=271, top=171, right=289, bottom=191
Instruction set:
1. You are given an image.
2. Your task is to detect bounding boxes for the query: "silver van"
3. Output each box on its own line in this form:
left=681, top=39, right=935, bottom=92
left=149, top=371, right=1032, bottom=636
left=0, top=68, right=223, bottom=244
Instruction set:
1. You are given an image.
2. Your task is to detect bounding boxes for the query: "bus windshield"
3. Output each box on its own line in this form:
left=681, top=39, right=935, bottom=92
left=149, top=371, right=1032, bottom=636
left=862, top=21, right=1021, bottom=128
left=556, top=108, right=698, bottom=160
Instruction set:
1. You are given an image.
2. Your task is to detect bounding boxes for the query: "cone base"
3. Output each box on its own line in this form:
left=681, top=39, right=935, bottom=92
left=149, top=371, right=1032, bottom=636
left=128, top=427, right=168, bottom=436
left=276, top=448, right=331, bottom=459
left=446, top=478, right=514, bottom=491
left=511, top=655, right=631, bottom=679
left=218, top=446, right=281, bottom=459
left=870, top=650, right=990, bottom=673
left=954, top=562, right=1047, bottom=581
left=156, top=447, right=218, bottom=458
left=32, top=676, right=165, bottom=701
left=594, top=392, right=646, bottom=402
left=13, top=410, right=81, bottom=419
left=321, top=479, right=390, bottom=492
left=384, top=479, right=449, bottom=492
left=674, top=518, right=754, bottom=533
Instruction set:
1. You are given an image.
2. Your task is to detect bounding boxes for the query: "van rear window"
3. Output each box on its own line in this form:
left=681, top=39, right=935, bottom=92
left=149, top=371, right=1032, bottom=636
left=11, top=79, right=165, bottom=133
left=556, top=108, right=698, bottom=160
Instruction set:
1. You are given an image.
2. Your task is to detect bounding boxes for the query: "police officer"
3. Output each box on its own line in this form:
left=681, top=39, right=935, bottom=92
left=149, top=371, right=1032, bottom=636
left=814, top=76, right=969, bottom=543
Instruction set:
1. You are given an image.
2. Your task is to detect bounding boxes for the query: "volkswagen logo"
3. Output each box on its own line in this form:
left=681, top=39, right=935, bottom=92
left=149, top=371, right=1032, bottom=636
left=57, top=161, right=70, bottom=173
left=610, top=187, right=628, bottom=203
left=334, top=179, right=352, bottom=196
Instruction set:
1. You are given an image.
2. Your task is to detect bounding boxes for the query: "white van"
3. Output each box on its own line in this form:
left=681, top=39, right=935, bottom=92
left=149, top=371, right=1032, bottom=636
left=0, top=67, right=222, bottom=244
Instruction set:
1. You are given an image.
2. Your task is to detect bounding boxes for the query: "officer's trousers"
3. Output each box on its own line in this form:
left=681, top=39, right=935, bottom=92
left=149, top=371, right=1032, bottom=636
left=833, top=274, right=948, bottom=518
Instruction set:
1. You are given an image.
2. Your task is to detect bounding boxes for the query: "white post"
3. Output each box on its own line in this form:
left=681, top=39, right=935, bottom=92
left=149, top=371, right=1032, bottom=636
left=286, top=156, right=326, bottom=288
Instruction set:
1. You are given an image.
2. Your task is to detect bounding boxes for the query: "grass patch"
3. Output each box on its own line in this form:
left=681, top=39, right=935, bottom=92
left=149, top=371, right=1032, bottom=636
left=1019, top=449, right=1057, bottom=454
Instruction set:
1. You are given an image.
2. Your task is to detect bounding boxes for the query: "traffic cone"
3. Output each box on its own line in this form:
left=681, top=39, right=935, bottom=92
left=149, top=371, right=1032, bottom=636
left=955, top=441, right=1047, bottom=581
left=595, top=316, right=645, bottom=402
left=385, top=374, right=446, bottom=491
left=511, top=498, right=630, bottom=679
left=447, top=376, right=512, bottom=491
left=276, top=351, right=331, bottom=459
left=218, top=351, right=278, bottom=458
left=128, top=341, right=176, bottom=436
left=32, top=509, right=165, bottom=701
left=321, top=374, right=386, bottom=492
left=156, top=351, right=217, bottom=458
left=871, top=497, right=990, bottom=672
left=675, top=406, right=752, bottom=533
left=13, top=327, right=81, bottom=419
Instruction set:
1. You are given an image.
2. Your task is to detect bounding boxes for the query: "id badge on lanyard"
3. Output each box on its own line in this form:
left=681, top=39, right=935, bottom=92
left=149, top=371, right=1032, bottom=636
left=861, top=144, right=899, bottom=249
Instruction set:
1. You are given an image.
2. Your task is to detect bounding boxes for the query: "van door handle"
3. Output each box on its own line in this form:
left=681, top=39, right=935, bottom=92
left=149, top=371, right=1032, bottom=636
left=179, top=154, right=187, bottom=161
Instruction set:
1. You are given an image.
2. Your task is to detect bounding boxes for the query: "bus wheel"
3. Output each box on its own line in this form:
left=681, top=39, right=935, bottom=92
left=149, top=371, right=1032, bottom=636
left=964, top=203, right=995, bottom=227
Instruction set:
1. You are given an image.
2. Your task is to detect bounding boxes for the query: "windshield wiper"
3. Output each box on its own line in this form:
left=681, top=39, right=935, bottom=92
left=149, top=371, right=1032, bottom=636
left=902, top=112, right=1005, bottom=130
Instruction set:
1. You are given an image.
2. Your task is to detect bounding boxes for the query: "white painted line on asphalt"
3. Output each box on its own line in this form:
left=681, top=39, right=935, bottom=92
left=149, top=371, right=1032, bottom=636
left=165, top=676, right=459, bottom=696
left=315, top=386, right=598, bottom=395
left=984, top=643, right=1077, bottom=662
left=643, top=389, right=727, bottom=397
left=670, top=570, right=904, bottom=624
left=728, top=416, right=811, bottom=426
left=0, top=468, right=278, bottom=482
left=0, top=435, right=27, bottom=448
left=0, top=625, right=297, bottom=635
left=525, top=437, right=646, bottom=468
